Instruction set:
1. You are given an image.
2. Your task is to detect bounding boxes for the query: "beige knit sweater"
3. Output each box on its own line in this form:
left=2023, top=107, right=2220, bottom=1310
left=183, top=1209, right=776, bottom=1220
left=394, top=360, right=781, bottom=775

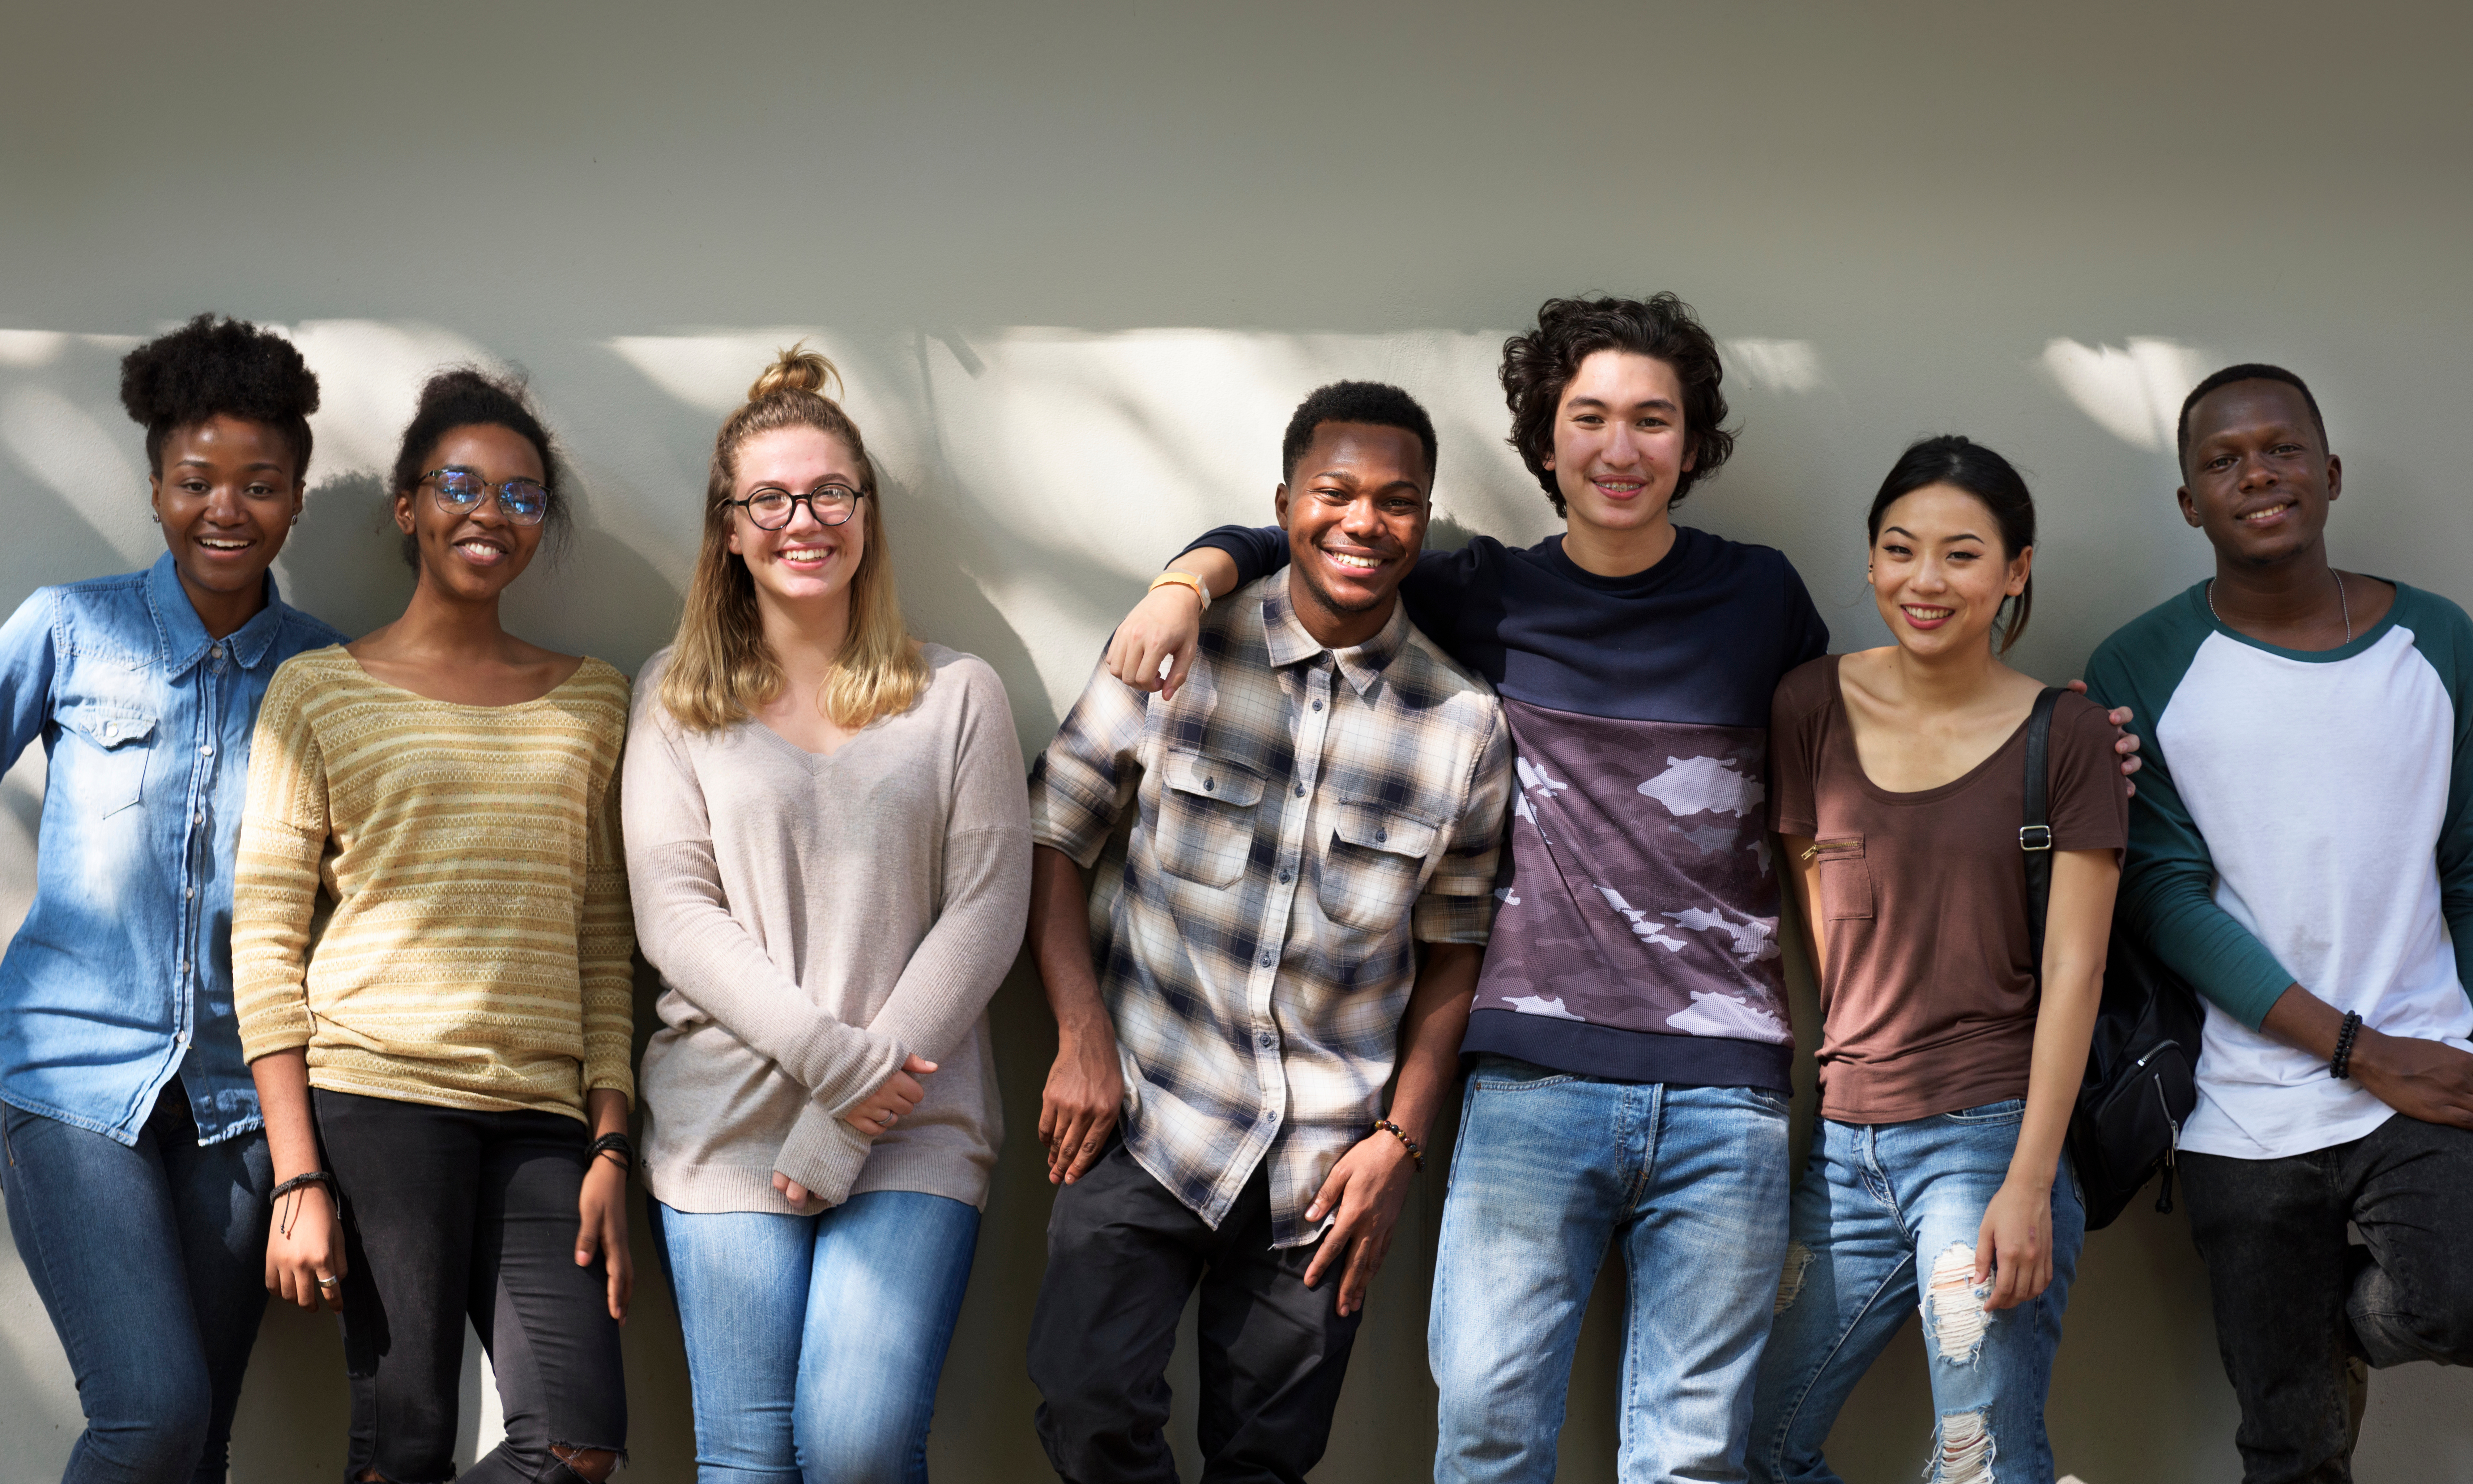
left=232, top=648, right=635, bottom=1119
left=624, top=644, right=1030, bottom=1214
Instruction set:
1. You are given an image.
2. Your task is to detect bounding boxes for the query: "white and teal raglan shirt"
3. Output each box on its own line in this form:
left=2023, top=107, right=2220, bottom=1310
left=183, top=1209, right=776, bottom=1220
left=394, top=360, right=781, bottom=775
left=2085, top=581, right=2473, bottom=1160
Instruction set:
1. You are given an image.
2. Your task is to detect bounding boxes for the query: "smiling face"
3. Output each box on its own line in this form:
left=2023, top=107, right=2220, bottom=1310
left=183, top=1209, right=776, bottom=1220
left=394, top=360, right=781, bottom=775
left=724, top=425, right=869, bottom=615
left=1273, top=421, right=1431, bottom=647
left=150, top=414, right=304, bottom=606
left=1542, top=349, right=1696, bottom=538
left=393, top=422, right=547, bottom=602
left=1869, top=483, right=2031, bottom=658
left=2178, top=379, right=2341, bottom=569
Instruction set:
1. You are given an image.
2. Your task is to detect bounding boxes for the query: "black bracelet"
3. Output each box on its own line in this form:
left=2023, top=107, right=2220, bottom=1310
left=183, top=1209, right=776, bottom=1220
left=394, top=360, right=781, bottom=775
left=2331, top=1010, right=2363, bottom=1080
left=1373, top=1118, right=1425, bottom=1172
left=269, top=1172, right=338, bottom=1237
left=587, top=1132, right=635, bottom=1173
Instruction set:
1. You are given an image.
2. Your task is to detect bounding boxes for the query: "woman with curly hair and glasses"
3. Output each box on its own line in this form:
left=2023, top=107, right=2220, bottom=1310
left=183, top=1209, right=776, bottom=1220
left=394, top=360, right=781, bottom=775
left=0, top=314, right=344, bottom=1484
left=235, top=368, right=634, bottom=1484
left=624, top=346, right=1028, bottom=1484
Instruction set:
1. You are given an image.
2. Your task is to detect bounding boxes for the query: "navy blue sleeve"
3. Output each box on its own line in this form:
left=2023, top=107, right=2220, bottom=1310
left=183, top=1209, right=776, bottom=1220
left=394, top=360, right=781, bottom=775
left=1779, top=556, right=1830, bottom=667
left=1185, top=525, right=1289, bottom=587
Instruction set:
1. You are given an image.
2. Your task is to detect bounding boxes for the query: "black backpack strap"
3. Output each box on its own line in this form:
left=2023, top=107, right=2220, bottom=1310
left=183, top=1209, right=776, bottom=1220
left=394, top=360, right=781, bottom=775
left=2021, top=687, right=2064, bottom=975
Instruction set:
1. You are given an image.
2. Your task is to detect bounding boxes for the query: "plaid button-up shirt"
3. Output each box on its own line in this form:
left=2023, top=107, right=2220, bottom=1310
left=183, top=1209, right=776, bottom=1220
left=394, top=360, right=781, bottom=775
left=1030, top=576, right=1511, bottom=1246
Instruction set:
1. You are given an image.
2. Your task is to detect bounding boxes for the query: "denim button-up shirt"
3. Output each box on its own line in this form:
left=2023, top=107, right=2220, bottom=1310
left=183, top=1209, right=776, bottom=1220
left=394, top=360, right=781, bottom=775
left=0, top=554, right=345, bottom=1146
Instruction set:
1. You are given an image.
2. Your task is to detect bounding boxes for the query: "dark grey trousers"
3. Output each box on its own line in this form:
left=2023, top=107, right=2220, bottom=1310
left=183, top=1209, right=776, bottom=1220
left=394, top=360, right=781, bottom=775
left=1026, top=1137, right=1362, bottom=1484
left=2183, top=1111, right=2473, bottom=1484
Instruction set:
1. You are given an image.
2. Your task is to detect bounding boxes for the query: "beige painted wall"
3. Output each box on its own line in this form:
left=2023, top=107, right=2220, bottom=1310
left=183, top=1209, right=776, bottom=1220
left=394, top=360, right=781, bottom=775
left=4, top=3, right=2471, bottom=1479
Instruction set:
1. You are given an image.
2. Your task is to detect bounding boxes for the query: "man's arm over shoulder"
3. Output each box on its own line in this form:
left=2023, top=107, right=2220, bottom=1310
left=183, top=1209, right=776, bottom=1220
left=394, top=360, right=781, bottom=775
left=2406, top=588, right=2473, bottom=994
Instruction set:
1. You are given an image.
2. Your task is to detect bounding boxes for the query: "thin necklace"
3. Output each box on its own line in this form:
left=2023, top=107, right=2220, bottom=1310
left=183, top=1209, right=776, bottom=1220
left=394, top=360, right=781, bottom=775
left=2208, top=568, right=2352, bottom=642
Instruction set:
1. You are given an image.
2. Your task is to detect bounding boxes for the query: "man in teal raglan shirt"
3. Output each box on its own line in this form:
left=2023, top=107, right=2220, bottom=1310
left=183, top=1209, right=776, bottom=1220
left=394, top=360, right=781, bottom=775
left=2086, top=364, right=2473, bottom=1484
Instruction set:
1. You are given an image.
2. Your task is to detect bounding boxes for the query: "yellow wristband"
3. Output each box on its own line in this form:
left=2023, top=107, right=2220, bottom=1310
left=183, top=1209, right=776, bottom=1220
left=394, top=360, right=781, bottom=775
left=1149, top=570, right=1212, bottom=611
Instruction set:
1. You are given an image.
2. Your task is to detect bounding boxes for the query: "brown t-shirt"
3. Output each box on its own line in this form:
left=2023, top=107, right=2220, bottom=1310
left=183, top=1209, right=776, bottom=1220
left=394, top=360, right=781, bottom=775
left=1768, top=656, right=2128, bottom=1123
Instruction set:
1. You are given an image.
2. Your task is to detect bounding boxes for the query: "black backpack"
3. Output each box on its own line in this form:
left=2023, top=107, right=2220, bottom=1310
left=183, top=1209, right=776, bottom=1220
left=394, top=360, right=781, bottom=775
left=2020, top=689, right=2206, bottom=1232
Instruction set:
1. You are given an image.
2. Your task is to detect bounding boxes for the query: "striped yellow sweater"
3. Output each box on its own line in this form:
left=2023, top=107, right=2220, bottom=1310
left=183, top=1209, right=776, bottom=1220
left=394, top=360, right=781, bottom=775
left=233, top=648, right=635, bottom=1119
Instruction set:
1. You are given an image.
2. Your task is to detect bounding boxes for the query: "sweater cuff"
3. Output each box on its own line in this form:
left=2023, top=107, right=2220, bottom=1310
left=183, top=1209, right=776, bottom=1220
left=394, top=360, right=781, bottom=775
left=775, top=1097, right=875, bottom=1208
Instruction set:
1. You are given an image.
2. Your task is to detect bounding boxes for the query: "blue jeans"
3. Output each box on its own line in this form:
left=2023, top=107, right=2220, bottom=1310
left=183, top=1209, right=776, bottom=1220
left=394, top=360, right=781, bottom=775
left=652, top=1191, right=981, bottom=1484
left=0, top=1086, right=272, bottom=1484
left=1430, top=1057, right=1792, bottom=1483
left=1749, top=1101, right=2086, bottom=1484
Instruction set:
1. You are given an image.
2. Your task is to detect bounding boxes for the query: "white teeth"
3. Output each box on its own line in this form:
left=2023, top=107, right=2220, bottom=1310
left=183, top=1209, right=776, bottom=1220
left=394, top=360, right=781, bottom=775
left=2243, top=504, right=2290, bottom=523
left=199, top=539, right=248, bottom=550
left=1328, top=553, right=1378, bottom=569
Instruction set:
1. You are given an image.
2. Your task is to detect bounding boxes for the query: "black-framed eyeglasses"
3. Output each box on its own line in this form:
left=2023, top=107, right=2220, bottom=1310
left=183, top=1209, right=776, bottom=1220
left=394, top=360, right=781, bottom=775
left=421, top=468, right=550, bottom=527
left=726, top=482, right=864, bottom=530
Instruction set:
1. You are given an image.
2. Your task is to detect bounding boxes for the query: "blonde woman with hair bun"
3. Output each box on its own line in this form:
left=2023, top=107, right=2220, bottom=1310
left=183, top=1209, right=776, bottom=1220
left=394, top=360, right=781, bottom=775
left=623, top=345, right=1030, bottom=1483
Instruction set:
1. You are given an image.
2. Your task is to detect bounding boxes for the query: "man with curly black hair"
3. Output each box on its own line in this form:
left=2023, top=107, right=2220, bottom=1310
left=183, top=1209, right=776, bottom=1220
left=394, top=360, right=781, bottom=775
left=0, top=313, right=347, bottom=1483
left=1098, top=295, right=2143, bottom=1483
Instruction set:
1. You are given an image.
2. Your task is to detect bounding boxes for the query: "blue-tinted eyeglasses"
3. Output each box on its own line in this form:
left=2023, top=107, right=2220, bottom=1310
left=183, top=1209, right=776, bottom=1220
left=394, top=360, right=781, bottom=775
left=421, top=468, right=550, bottom=526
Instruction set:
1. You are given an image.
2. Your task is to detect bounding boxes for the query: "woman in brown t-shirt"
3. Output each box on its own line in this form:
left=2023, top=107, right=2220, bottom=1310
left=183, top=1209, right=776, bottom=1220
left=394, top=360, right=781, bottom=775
left=1748, top=436, right=2125, bottom=1484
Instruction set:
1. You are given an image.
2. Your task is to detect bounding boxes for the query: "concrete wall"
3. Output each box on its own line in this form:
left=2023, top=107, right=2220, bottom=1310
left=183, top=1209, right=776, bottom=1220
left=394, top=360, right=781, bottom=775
left=4, top=3, right=2471, bottom=1479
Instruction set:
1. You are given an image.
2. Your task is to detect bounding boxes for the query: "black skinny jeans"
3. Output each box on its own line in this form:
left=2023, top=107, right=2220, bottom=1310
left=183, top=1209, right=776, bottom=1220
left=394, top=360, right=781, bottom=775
left=1026, top=1137, right=1363, bottom=1484
left=2183, top=1110, right=2473, bottom=1484
left=315, top=1091, right=626, bottom=1484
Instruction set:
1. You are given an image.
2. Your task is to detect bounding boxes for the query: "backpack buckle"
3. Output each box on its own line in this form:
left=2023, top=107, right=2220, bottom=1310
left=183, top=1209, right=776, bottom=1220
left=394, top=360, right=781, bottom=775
left=2019, top=824, right=2053, bottom=852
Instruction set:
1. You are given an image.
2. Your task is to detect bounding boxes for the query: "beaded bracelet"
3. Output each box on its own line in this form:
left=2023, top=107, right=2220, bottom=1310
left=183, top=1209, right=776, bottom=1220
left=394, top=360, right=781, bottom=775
left=2331, top=1010, right=2363, bottom=1080
left=1373, top=1118, right=1425, bottom=1172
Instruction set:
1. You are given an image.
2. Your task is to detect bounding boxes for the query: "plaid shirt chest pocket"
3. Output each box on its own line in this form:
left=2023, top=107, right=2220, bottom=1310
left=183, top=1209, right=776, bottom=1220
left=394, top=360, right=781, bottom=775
left=1154, top=751, right=1267, bottom=888
left=1316, top=797, right=1441, bottom=931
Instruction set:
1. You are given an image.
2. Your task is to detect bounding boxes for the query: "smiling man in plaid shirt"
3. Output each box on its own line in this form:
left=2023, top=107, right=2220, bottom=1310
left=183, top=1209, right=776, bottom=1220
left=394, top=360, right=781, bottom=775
left=1023, top=380, right=1511, bottom=1484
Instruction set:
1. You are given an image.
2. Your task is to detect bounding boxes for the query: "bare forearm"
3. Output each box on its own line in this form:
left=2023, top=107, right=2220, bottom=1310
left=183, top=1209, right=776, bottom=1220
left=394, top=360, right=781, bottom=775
left=1029, top=845, right=1112, bottom=1040
left=1387, top=942, right=1481, bottom=1143
left=2010, top=967, right=2100, bottom=1188
left=250, top=1049, right=324, bottom=1180
left=1167, top=546, right=1240, bottom=601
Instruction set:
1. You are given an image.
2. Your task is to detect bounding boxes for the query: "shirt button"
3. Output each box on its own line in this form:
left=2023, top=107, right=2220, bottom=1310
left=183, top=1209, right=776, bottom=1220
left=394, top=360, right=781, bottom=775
left=176, top=959, right=188, bottom=973
left=102, top=721, right=120, bottom=740
left=1259, top=950, right=1275, bottom=967
left=1258, top=1032, right=1275, bottom=1048
left=1295, top=783, right=1306, bottom=797
left=192, top=811, right=204, bottom=824
left=1203, top=777, right=1216, bottom=792
left=1375, top=828, right=1388, bottom=843
left=1276, top=868, right=1293, bottom=884
left=184, top=887, right=195, bottom=900
left=200, top=743, right=214, bottom=757
left=1262, top=1109, right=1279, bottom=1124
left=1312, top=700, right=1323, bottom=712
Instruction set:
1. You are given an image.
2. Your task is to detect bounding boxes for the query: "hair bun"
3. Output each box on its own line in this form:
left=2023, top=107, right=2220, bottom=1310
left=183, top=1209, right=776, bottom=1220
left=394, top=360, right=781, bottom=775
left=749, top=343, right=843, bottom=403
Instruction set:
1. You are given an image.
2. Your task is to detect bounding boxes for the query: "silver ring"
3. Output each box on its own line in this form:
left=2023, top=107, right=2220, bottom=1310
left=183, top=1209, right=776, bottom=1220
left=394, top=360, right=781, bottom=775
left=316, top=1276, right=341, bottom=1291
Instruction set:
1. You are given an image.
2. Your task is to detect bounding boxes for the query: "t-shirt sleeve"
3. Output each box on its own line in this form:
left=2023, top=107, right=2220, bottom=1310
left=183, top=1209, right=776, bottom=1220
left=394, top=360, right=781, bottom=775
left=2047, top=695, right=2131, bottom=855
left=2413, top=592, right=2473, bottom=994
left=1779, top=556, right=1832, bottom=669
left=1767, top=660, right=1829, bottom=838
left=2088, top=627, right=2298, bottom=1029
left=1185, top=524, right=1289, bottom=587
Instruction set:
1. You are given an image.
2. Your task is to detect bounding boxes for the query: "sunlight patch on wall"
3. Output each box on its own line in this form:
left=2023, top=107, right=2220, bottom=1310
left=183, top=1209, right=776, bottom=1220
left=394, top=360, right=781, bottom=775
left=2039, top=337, right=2209, bottom=453
left=0, top=385, right=153, bottom=562
left=281, top=320, right=496, bottom=476
left=1725, top=338, right=1826, bottom=393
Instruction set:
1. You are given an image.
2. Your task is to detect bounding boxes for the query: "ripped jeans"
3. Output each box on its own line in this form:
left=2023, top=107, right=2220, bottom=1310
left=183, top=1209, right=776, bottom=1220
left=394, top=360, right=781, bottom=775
left=1748, top=1100, right=2085, bottom=1484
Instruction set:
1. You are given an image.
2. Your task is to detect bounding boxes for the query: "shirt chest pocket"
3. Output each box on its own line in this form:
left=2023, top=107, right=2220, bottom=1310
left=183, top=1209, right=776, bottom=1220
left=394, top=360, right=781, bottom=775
left=56, top=703, right=159, bottom=818
left=1156, top=752, right=1266, bottom=888
left=1317, top=800, right=1439, bottom=933
left=1805, top=835, right=1872, bottom=921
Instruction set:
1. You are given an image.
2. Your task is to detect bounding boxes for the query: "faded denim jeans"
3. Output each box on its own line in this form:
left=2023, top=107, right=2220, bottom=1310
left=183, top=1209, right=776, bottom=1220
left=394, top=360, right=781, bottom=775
left=1429, top=1057, right=1791, bottom=1483
left=1749, top=1100, right=2085, bottom=1484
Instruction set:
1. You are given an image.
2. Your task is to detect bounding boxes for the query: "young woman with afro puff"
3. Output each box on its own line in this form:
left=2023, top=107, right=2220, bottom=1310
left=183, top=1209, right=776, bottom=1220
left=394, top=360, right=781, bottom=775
left=0, top=313, right=348, bottom=1483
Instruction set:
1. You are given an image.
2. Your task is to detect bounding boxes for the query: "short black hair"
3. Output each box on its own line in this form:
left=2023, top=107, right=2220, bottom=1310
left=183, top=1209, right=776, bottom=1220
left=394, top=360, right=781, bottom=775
left=1280, top=381, right=1438, bottom=485
left=388, top=367, right=574, bottom=570
left=118, top=314, right=320, bottom=478
left=2176, top=363, right=2327, bottom=467
left=1867, top=435, right=2038, bottom=653
left=1500, top=293, right=1735, bottom=515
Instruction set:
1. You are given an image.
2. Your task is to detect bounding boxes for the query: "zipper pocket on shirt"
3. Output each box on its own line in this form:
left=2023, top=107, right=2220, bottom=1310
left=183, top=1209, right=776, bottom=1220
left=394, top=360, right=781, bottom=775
left=1800, top=836, right=1872, bottom=920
